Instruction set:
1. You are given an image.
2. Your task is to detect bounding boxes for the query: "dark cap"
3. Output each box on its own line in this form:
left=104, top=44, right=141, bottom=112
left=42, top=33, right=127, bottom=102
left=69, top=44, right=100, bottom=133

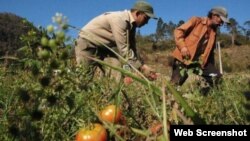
left=211, top=6, right=230, bottom=23
left=132, top=1, right=157, bottom=19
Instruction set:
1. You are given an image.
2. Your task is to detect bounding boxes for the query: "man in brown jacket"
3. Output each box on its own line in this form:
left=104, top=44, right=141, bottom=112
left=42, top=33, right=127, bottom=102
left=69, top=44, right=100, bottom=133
left=171, top=7, right=230, bottom=94
left=75, top=1, right=158, bottom=81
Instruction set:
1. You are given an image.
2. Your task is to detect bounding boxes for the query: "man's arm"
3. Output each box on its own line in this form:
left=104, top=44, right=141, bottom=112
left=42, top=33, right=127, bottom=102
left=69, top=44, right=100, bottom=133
left=174, top=17, right=200, bottom=59
left=109, top=15, right=142, bottom=69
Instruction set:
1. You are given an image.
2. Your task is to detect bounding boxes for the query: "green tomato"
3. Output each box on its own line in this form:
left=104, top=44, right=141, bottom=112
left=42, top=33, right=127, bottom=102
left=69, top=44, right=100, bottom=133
left=38, top=50, right=50, bottom=60
left=48, top=39, right=57, bottom=48
left=41, top=37, right=48, bottom=46
left=56, top=31, right=65, bottom=40
left=47, top=25, right=54, bottom=33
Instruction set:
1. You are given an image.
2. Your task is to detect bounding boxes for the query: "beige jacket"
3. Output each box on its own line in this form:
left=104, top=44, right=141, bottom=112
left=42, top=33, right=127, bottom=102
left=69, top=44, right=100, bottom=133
left=79, top=10, right=142, bottom=69
left=172, top=17, right=217, bottom=68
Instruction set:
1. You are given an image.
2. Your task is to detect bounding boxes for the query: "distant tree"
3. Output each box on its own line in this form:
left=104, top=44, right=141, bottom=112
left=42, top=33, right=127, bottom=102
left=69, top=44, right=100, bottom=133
left=135, top=29, right=144, bottom=47
left=135, top=29, right=142, bottom=41
left=155, top=18, right=167, bottom=42
left=244, top=20, right=250, bottom=40
left=136, top=29, right=141, bottom=37
left=164, top=21, right=176, bottom=40
left=155, top=18, right=178, bottom=41
left=238, top=25, right=248, bottom=41
left=177, top=20, right=185, bottom=27
left=225, top=18, right=239, bottom=46
left=0, top=12, right=39, bottom=56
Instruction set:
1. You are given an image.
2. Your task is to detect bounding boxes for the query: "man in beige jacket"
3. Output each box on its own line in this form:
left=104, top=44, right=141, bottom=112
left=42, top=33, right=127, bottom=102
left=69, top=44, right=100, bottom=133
left=171, top=7, right=230, bottom=94
left=75, top=1, right=158, bottom=81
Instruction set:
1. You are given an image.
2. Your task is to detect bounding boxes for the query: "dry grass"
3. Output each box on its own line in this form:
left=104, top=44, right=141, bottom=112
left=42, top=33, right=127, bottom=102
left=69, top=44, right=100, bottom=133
left=219, top=45, right=250, bottom=72
left=140, top=45, right=250, bottom=76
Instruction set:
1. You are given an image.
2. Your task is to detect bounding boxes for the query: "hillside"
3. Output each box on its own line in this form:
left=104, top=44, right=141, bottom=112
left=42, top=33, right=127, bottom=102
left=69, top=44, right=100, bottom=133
left=139, top=44, right=250, bottom=76
left=0, top=12, right=40, bottom=56
left=0, top=14, right=249, bottom=140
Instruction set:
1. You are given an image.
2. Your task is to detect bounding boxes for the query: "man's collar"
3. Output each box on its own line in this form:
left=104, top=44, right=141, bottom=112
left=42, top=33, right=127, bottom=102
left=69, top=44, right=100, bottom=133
left=128, top=10, right=136, bottom=26
left=201, top=17, right=209, bottom=25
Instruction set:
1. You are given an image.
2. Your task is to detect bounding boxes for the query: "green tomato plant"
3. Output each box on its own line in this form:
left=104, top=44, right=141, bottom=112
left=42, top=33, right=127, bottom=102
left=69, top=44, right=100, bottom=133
left=179, top=60, right=203, bottom=77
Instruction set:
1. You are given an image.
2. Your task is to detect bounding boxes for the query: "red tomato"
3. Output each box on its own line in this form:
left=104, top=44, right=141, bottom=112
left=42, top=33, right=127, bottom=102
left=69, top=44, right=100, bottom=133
left=149, top=123, right=162, bottom=135
left=99, top=105, right=122, bottom=124
left=76, top=123, right=107, bottom=141
left=123, top=76, right=133, bottom=85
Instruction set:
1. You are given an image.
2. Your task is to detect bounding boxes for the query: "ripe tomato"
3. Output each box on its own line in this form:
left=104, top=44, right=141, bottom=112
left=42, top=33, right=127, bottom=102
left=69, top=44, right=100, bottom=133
left=76, top=123, right=107, bottom=141
left=123, top=76, right=133, bottom=85
left=149, top=123, right=162, bottom=135
left=99, top=105, right=122, bottom=124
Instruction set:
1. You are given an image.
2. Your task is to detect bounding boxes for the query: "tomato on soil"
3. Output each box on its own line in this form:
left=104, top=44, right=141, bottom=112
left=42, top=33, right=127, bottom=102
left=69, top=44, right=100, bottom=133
left=123, top=76, right=133, bottom=85
left=76, top=123, right=107, bottom=141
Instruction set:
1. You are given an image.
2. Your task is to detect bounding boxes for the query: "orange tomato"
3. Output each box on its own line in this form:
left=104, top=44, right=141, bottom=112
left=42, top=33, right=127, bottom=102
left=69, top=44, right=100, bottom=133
left=99, top=105, right=122, bottom=124
left=123, top=76, right=133, bottom=85
left=76, top=123, right=107, bottom=141
left=149, top=123, right=162, bottom=135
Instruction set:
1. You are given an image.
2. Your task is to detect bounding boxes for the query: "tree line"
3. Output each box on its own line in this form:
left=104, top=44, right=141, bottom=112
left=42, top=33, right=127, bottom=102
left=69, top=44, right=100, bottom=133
left=137, top=17, right=250, bottom=50
left=0, top=13, right=250, bottom=57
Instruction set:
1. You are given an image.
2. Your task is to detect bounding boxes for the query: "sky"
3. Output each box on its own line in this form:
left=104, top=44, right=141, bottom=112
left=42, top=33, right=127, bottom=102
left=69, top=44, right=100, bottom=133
left=0, top=0, right=249, bottom=38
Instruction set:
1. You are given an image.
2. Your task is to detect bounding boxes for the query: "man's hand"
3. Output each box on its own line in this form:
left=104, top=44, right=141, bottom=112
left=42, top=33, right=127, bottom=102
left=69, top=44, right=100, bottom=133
left=180, top=47, right=190, bottom=60
left=147, top=71, right=158, bottom=81
left=140, top=64, right=158, bottom=81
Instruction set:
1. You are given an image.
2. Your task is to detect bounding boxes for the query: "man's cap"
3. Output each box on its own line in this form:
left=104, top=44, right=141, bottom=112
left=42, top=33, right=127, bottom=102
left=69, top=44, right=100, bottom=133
left=210, top=6, right=230, bottom=23
left=132, top=1, right=157, bottom=19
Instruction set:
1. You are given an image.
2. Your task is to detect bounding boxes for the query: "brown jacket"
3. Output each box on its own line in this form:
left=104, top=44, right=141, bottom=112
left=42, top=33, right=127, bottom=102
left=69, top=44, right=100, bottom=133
left=172, top=17, right=217, bottom=68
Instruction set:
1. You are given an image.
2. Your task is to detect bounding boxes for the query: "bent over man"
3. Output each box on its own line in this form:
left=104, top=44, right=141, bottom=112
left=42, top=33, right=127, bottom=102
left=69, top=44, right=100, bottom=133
left=75, top=1, right=158, bottom=81
left=170, top=6, right=230, bottom=94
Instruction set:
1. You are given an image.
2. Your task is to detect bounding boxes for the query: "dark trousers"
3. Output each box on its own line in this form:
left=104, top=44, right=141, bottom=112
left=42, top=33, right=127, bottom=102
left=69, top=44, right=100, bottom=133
left=170, top=59, right=222, bottom=87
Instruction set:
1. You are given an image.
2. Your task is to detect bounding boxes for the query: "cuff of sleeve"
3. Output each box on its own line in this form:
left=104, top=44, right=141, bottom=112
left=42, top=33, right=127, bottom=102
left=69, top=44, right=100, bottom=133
left=177, top=40, right=186, bottom=50
left=128, top=60, right=143, bottom=70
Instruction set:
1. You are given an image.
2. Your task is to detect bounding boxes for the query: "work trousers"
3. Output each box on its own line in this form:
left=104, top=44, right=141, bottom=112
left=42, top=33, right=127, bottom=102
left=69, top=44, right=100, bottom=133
left=75, top=37, right=122, bottom=82
left=171, top=59, right=222, bottom=90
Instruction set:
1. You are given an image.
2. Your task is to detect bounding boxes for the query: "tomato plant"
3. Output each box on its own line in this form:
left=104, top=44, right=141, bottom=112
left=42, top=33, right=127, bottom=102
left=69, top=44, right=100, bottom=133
left=99, top=105, right=122, bottom=124
left=76, top=123, right=107, bottom=141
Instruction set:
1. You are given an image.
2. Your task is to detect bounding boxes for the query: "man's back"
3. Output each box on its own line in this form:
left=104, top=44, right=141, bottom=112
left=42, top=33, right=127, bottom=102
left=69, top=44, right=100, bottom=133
left=79, top=10, right=133, bottom=47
